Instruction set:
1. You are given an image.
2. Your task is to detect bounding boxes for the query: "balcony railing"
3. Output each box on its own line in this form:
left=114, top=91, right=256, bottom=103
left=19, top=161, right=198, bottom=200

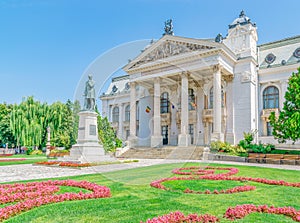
left=202, top=108, right=227, bottom=122
left=261, top=108, right=279, bottom=116
left=261, top=108, right=279, bottom=121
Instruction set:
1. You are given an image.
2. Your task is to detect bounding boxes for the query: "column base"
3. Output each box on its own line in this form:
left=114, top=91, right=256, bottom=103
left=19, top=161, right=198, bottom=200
left=178, top=134, right=191, bottom=147
left=211, top=132, right=224, bottom=142
left=195, top=133, right=204, bottom=146
left=169, top=134, right=178, bottom=146
left=151, top=135, right=163, bottom=148
left=128, top=135, right=138, bottom=148
left=225, top=132, right=235, bottom=144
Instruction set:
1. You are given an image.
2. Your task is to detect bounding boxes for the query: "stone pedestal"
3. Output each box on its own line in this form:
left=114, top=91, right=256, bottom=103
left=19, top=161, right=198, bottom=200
left=196, top=132, right=204, bottom=146
left=202, top=147, right=210, bottom=161
left=178, top=134, right=191, bottom=147
left=151, top=135, right=163, bottom=148
left=211, top=132, right=224, bottom=142
left=62, top=111, right=115, bottom=163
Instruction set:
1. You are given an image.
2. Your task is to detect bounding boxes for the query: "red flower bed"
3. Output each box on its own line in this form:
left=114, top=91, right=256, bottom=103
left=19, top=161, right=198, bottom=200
left=0, top=154, right=13, bottom=157
left=150, top=166, right=300, bottom=194
left=172, top=166, right=238, bottom=176
left=184, top=185, right=256, bottom=195
left=224, top=204, right=300, bottom=222
left=35, top=161, right=92, bottom=167
left=140, top=211, right=219, bottom=223
left=149, top=166, right=300, bottom=222
left=0, top=180, right=111, bottom=221
left=0, top=158, right=26, bottom=162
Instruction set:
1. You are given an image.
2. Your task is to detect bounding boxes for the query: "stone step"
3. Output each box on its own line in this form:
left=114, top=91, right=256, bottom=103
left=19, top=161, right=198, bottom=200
left=119, top=146, right=204, bottom=160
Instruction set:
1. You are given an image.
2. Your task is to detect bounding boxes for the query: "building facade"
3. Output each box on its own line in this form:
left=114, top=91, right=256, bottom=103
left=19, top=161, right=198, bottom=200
left=100, top=11, right=300, bottom=148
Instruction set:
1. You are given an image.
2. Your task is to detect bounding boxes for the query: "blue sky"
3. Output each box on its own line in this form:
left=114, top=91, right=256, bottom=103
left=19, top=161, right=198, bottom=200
left=0, top=0, right=299, bottom=106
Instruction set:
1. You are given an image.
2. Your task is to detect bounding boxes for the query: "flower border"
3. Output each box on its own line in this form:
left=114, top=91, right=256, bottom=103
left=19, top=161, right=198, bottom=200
left=224, top=204, right=300, bottom=222
left=150, top=166, right=300, bottom=194
left=0, top=180, right=111, bottom=221
left=140, top=211, right=219, bottom=223
left=35, top=161, right=92, bottom=167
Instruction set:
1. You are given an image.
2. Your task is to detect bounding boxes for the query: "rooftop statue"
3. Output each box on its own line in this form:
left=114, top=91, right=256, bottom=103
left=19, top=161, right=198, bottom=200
left=84, top=75, right=96, bottom=111
left=163, top=19, right=174, bottom=35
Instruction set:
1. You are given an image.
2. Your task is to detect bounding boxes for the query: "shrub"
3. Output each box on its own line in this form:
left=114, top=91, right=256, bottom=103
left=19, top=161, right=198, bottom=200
left=25, top=147, right=33, bottom=155
left=210, top=141, right=246, bottom=156
left=30, top=150, right=43, bottom=155
left=50, top=149, right=69, bottom=154
left=238, top=131, right=275, bottom=154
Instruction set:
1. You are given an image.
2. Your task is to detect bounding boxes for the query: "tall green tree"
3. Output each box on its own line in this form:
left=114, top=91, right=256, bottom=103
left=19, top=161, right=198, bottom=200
left=96, top=107, right=121, bottom=153
left=0, top=103, right=16, bottom=147
left=49, top=101, right=73, bottom=149
left=10, top=97, right=47, bottom=148
left=66, top=99, right=80, bottom=146
left=9, top=97, right=77, bottom=149
left=269, top=67, right=300, bottom=143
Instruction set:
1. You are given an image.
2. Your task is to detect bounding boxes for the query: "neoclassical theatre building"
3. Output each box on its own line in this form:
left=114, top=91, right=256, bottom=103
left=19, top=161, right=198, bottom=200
left=100, top=11, right=300, bottom=148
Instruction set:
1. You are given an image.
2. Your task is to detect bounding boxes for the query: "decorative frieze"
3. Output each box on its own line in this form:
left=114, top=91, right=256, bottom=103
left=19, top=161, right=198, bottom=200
left=131, top=40, right=215, bottom=68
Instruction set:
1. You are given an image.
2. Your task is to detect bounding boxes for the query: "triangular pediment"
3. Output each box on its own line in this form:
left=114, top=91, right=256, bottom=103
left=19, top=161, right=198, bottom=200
left=124, top=35, right=220, bottom=71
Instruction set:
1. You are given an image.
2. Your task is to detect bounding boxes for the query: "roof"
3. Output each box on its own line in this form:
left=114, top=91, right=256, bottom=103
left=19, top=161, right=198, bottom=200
left=258, top=35, right=300, bottom=69
left=102, top=74, right=130, bottom=96
left=228, top=10, right=255, bottom=29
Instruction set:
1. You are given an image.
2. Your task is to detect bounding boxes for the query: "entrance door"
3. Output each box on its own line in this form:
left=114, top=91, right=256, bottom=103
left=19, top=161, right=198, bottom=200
left=162, top=125, right=168, bottom=145
left=188, top=124, right=194, bottom=145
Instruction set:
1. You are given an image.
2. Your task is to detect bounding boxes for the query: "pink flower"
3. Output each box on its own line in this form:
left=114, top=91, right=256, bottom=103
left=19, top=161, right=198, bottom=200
left=0, top=180, right=111, bottom=221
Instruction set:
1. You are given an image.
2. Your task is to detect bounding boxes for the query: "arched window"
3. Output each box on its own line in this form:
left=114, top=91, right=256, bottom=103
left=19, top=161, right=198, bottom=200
left=112, top=106, right=119, bottom=122
left=125, top=105, right=130, bottom=121
left=188, top=88, right=196, bottom=110
left=263, top=86, right=279, bottom=109
left=209, top=87, right=225, bottom=109
left=161, top=92, right=169, bottom=113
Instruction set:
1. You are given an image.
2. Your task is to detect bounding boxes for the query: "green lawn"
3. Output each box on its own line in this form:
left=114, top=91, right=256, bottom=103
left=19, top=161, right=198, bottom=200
left=2, top=163, right=300, bottom=223
left=0, top=154, right=49, bottom=166
left=12, top=154, right=47, bottom=158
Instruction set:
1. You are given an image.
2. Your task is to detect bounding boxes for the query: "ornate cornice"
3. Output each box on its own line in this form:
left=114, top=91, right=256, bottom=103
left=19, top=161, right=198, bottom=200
left=129, top=40, right=215, bottom=69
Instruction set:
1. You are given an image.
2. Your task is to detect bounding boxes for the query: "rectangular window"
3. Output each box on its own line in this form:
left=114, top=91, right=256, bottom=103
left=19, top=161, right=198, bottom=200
left=188, top=124, right=194, bottom=144
left=267, top=122, right=273, bottom=136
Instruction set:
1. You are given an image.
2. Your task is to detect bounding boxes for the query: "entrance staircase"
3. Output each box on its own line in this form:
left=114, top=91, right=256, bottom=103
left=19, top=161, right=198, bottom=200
left=118, top=146, right=204, bottom=160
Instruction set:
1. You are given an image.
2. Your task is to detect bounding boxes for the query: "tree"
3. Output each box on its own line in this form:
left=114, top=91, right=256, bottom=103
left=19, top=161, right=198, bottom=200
left=0, top=103, right=16, bottom=147
left=96, top=107, right=121, bottom=153
left=9, top=97, right=76, bottom=149
left=269, top=67, right=300, bottom=143
left=66, top=99, right=80, bottom=146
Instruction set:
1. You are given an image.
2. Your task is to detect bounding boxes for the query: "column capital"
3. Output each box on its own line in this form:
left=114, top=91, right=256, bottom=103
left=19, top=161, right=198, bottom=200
left=180, top=71, right=189, bottom=78
left=130, top=81, right=136, bottom=87
left=212, top=64, right=222, bottom=73
left=154, top=77, right=161, bottom=84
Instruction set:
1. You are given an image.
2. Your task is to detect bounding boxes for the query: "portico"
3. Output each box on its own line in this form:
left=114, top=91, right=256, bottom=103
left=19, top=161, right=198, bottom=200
left=124, top=35, right=235, bottom=148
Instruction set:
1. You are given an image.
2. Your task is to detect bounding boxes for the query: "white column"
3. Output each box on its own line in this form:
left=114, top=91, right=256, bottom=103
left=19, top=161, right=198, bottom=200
left=118, top=103, right=124, bottom=140
left=225, top=80, right=234, bottom=143
left=170, top=86, right=178, bottom=146
left=196, top=88, right=204, bottom=145
left=151, top=77, right=163, bottom=147
left=178, top=72, right=191, bottom=146
left=129, top=82, right=137, bottom=147
left=280, top=80, right=288, bottom=110
left=211, top=65, right=224, bottom=141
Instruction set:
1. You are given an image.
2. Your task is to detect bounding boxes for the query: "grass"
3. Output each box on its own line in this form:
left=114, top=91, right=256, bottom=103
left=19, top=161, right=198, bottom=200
left=2, top=162, right=300, bottom=223
left=0, top=154, right=49, bottom=166
left=0, top=159, right=47, bottom=166
left=12, top=154, right=47, bottom=158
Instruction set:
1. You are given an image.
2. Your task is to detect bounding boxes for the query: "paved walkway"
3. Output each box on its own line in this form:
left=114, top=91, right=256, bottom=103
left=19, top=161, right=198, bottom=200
left=0, top=159, right=299, bottom=183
